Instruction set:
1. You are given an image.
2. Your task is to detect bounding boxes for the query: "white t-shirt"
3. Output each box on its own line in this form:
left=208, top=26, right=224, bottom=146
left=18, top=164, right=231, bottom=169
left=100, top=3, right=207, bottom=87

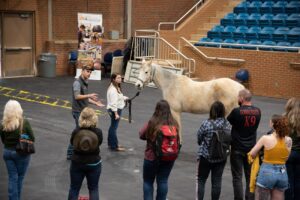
left=106, top=85, right=126, bottom=111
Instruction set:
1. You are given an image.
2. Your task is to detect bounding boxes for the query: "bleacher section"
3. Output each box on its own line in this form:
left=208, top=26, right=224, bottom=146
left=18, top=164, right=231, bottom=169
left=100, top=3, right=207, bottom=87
left=195, top=0, right=300, bottom=52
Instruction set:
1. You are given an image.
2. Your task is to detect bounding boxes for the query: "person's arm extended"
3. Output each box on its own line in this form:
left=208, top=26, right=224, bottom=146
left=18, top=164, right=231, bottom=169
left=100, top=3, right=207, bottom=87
left=248, top=136, right=265, bottom=158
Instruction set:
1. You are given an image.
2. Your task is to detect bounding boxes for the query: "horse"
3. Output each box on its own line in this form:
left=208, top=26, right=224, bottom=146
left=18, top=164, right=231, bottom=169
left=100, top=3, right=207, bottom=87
left=135, top=59, right=245, bottom=140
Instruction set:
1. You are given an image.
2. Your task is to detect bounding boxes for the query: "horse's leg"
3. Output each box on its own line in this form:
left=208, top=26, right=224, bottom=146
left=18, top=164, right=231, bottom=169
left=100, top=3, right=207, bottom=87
left=171, top=110, right=182, bottom=143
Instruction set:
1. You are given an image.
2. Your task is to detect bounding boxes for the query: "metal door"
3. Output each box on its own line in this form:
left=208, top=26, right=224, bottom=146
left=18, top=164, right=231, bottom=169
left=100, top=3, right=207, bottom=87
left=1, top=12, right=34, bottom=77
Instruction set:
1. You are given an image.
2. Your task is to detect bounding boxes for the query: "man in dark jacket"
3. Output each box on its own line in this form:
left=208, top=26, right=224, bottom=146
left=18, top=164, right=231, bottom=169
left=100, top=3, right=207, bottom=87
left=227, top=89, right=261, bottom=200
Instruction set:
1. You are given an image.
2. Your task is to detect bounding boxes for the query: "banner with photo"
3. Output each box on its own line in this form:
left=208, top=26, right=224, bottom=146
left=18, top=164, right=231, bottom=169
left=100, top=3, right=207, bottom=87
left=77, top=12, right=103, bottom=66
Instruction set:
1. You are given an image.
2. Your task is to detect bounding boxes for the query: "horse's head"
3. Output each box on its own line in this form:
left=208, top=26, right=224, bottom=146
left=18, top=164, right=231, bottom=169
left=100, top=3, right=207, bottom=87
left=135, top=59, right=153, bottom=90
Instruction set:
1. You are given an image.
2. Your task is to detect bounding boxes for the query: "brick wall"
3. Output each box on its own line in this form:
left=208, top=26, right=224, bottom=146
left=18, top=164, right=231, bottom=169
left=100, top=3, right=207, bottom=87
left=181, top=46, right=300, bottom=99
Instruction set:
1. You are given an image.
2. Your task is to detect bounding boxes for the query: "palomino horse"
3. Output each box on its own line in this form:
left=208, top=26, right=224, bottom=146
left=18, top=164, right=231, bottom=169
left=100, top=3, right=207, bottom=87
left=135, top=60, right=245, bottom=139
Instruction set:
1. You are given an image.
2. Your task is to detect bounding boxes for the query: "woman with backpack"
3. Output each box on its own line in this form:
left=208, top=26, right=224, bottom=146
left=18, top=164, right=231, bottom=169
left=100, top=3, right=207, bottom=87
left=68, top=107, right=103, bottom=200
left=139, top=99, right=180, bottom=200
left=196, top=101, right=231, bottom=200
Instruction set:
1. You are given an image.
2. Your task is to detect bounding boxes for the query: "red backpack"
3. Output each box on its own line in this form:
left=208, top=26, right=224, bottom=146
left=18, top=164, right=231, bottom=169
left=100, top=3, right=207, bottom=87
left=154, top=125, right=180, bottom=161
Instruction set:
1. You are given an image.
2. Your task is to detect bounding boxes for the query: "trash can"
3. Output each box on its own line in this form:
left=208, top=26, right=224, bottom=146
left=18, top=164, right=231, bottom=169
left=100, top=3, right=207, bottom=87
left=38, top=53, right=57, bottom=77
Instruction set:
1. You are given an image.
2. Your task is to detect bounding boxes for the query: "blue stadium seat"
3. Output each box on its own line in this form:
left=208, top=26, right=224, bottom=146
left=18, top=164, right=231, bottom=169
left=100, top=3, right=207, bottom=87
left=260, top=1, right=274, bottom=14
left=222, top=39, right=236, bottom=48
left=232, top=39, right=249, bottom=49
left=272, top=27, right=289, bottom=42
left=272, top=1, right=288, bottom=14
left=245, top=26, right=261, bottom=40
left=234, top=13, right=249, bottom=26
left=206, top=38, right=223, bottom=47
left=207, top=25, right=224, bottom=39
left=259, top=27, right=275, bottom=40
left=286, top=14, right=300, bottom=28
left=247, top=13, right=261, bottom=26
left=272, top=14, right=288, bottom=27
left=287, top=27, right=300, bottom=42
left=293, top=42, right=300, bottom=47
left=234, top=2, right=250, bottom=14
left=259, top=14, right=274, bottom=27
left=274, top=41, right=292, bottom=51
left=285, top=1, right=300, bottom=13
left=259, top=40, right=276, bottom=51
left=247, top=1, right=262, bottom=13
left=221, top=26, right=236, bottom=39
left=221, top=13, right=236, bottom=26
left=194, top=37, right=211, bottom=46
left=244, top=39, right=262, bottom=50
left=233, top=26, right=249, bottom=40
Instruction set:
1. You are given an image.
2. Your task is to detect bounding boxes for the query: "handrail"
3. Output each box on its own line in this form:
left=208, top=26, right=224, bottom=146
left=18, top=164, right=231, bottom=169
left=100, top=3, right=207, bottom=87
left=135, top=29, right=160, bottom=37
left=180, top=37, right=246, bottom=64
left=191, top=40, right=300, bottom=52
left=158, top=0, right=205, bottom=31
left=133, top=29, right=196, bottom=76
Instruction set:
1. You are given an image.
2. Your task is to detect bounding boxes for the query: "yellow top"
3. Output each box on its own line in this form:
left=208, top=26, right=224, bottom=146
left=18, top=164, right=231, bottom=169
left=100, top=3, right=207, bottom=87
left=263, top=138, right=289, bottom=164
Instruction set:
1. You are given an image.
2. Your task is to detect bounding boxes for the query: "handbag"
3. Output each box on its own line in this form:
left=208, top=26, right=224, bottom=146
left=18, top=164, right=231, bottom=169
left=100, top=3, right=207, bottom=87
left=16, top=120, right=35, bottom=155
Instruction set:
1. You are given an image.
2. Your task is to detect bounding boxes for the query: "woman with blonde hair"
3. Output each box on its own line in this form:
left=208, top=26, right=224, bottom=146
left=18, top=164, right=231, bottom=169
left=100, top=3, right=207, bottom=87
left=68, top=107, right=103, bottom=200
left=0, top=100, right=35, bottom=200
left=284, top=97, right=300, bottom=200
left=249, top=115, right=292, bottom=200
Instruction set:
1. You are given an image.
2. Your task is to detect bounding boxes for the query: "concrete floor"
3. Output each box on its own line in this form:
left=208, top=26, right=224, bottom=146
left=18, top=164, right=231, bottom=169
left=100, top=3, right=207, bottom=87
left=0, top=76, right=287, bottom=200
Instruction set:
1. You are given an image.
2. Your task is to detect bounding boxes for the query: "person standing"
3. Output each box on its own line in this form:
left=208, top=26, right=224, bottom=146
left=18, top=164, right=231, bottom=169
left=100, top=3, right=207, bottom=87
left=196, top=101, right=231, bottom=200
left=249, top=115, right=292, bottom=200
left=0, top=100, right=35, bottom=200
left=227, top=89, right=261, bottom=200
left=139, top=100, right=179, bottom=200
left=68, top=65, right=104, bottom=159
left=284, top=98, right=300, bottom=200
left=78, top=24, right=86, bottom=48
left=106, top=73, right=128, bottom=151
left=68, top=107, right=103, bottom=200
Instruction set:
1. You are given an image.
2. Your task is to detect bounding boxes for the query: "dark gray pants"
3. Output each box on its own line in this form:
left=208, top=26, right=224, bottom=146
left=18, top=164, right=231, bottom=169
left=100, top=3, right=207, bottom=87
left=230, top=150, right=254, bottom=200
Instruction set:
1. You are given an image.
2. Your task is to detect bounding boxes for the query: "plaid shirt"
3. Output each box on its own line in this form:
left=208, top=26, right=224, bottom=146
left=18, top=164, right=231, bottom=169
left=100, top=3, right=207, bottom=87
left=197, top=118, right=231, bottom=160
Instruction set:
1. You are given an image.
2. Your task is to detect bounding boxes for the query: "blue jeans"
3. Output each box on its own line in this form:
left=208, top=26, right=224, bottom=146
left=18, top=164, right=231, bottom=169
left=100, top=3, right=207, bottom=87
left=3, top=148, right=31, bottom=200
left=143, top=159, right=175, bottom=200
left=68, top=161, right=102, bottom=200
left=230, top=150, right=254, bottom=200
left=67, top=111, right=81, bottom=158
left=256, top=163, right=288, bottom=190
left=197, top=156, right=226, bottom=200
left=107, top=109, right=122, bottom=149
left=285, top=150, right=300, bottom=200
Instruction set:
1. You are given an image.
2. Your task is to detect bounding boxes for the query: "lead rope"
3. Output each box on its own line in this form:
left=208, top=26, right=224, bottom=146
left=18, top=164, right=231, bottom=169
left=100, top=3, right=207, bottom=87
left=125, top=91, right=140, bottom=123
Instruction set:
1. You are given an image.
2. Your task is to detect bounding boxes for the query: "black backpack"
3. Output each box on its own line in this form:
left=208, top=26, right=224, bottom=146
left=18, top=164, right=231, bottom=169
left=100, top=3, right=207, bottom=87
left=207, top=121, right=232, bottom=163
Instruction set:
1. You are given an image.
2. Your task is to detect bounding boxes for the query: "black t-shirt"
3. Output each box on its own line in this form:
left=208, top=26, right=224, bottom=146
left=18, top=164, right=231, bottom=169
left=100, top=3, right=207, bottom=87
left=227, top=105, right=261, bottom=153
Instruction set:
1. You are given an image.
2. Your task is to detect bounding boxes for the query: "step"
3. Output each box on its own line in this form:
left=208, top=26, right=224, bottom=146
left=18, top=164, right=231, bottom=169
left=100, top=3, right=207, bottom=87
left=196, top=29, right=209, bottom=35
left=209, top=17, right=220, bottom=24
left=203, top=22, right=218, bottom=29
left=190, top=33, right=205, bottom=41
left=216, top=11, right=227, bottom=18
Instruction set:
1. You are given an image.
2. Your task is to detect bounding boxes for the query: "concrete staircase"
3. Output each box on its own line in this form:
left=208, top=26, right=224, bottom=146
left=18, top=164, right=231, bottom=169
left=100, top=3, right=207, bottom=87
left=190, top=0, right=241, bottom=41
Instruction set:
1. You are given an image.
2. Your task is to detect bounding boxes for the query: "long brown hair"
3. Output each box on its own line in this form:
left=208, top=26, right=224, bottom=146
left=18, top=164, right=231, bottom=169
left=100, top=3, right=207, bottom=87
left=145, top=100, right=179, bottom=141
left=109, top=73, right=122, bottom=93
left=284, top=97, right=300, bottom=136
left=272, top=114, right=289, bottom=138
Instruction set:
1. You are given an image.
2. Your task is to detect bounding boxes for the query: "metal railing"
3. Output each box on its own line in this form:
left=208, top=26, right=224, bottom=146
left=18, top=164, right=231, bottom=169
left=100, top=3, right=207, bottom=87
left=191, top=40, right=300, bottom=52
left=180, top=37, right=246, bottom=64
left=158, top=0, right=205, bottom=31
left=133, top=30, right=196, bottom=77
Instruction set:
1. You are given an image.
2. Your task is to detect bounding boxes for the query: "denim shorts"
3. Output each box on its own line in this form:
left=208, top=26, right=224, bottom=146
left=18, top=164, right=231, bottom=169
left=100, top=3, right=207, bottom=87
left=256, top=163, right=289, bottom=191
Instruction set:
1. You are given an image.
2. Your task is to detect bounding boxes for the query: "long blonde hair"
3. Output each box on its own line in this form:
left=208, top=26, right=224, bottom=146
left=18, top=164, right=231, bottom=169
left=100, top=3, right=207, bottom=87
left=79, top=107, right=98, bottom=128
left=2, top=100, right=23, bottom=132
left=285, top=97, right=300, bottom=136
